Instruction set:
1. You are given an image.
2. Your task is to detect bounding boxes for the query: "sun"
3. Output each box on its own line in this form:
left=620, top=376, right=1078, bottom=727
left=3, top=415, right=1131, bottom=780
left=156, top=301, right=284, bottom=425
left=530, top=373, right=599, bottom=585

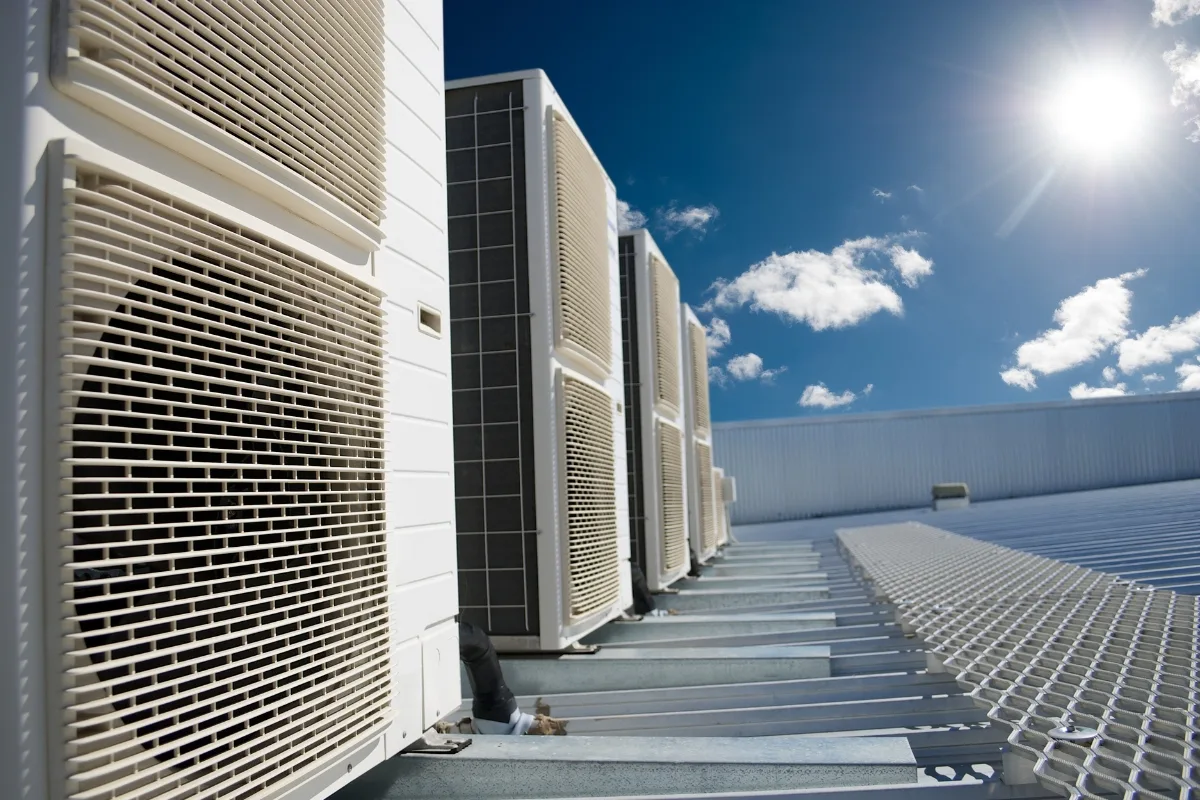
left=1048, top=67, right=1149, bottom=159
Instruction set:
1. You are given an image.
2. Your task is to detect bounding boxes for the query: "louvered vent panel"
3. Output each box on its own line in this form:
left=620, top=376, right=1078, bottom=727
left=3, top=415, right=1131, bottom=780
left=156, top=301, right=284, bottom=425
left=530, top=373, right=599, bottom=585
left=688, top=321, right=711, bottom=434
left=657, top=422, right=686, bottom=572
left=713, top=468, right=727, bottom=545
left=650, top=256, right=681, bottom=414
left=70, top=0, right=386, bottom=223
left=552, top=112, right=611, bottom=372
left=695, top=442, right=716, bottom=553
left=57, top=165, right=388, bottom=800
left=562, top=375, right=621, bottom=619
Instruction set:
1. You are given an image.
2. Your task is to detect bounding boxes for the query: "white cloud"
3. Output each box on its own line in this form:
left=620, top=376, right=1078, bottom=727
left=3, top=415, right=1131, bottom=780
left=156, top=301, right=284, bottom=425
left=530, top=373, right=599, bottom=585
left=1143, top=373, right=1166, bottom=383
left=907, top=184, right=923, bottom=192
left=1070, top=382, right=1128, bottom=399
left=1178, top=360, right=1200, bottom=391
left=708, top=365, right=729, bottom=388
left=1164, top=43, right=1200, bottom=142
left=705, top=235, right=932, bottom=331
left=1117, top=310, right=1200, bottom=373
left=1000, top=367, right=1038, bottom=390
left=799, top=383, right=859, bottom=409
left=724, top=353, right=788, bottom=384
left=1000, top=270, right=1144, bottom=386
left=872, top=188, right=892, bottom=200
left=888, top=246, right=934, bottom=288
left=1153, top=0, right=1200, bottom=25
left=1102, top=366, right=1118, bottom=383
left=657, top=203, right=720, bottom=239
left=616, top=199, right=647, bottom=232
left=863, top=383, right=874, bottom=395
left=705, top=316, right=731, bottom=356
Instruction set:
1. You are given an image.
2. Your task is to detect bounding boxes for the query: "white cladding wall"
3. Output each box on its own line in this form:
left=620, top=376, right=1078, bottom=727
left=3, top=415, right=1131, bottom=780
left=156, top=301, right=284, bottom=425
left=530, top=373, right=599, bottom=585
left=4, top=2, right=456, bottom=798
left=714, top=393, right=1200, bottom=525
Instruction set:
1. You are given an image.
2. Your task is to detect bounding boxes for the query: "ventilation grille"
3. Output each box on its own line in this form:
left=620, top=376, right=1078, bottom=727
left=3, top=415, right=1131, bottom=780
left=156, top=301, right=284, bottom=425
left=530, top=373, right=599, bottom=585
left=69, top=0, right=386, bottom=223
left=657, top=422, right=686, bottom=573
left=57, top=164, right=388, bottom=800
left=713, top=468, right=727, bottom=546
left=552, top=112, right=611, bottom=373
left=561, top=374, right=621, bottom=619
left=650, top=256, right=681, bottom=414
left=688, top=320, right=711, bottom=435
left=695, top=441, right=716, bottom=553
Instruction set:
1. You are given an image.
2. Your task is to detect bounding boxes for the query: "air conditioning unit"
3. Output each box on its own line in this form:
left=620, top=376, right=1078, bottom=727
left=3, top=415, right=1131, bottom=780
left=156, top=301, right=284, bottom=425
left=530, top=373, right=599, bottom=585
left=681, top=304, right=717, bottom=563
left=617, top=231, right=691, bottom=591
left=7, top=3, right=460, bottom=800
left=445, top=71, right=633, bottom=652
left=713, top=466, right=730, bottom=548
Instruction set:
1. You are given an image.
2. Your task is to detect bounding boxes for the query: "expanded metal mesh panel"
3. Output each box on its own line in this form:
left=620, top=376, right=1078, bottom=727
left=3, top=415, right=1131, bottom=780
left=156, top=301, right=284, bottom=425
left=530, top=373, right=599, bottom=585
left=650, top=256, right=681, bottom=414
left=562, top=375, right=621, bottom=619
left=551, top=112, right=611, bottom=372
left=56, top=164, right=388, bottom=800
left=839, top=523, right=1200, bottom=800
left=68, top=0, right=386, bottom=223
left=657, top=422, right=686, bottom=573
left=695, top=441, right=716, bottom=553
left=687, top=320, right=711, bottom=435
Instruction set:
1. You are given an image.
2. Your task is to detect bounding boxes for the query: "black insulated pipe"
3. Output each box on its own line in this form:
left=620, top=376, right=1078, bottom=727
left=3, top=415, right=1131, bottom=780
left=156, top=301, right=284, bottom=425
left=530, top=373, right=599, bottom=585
left=458, top=621, right=518, bottom=724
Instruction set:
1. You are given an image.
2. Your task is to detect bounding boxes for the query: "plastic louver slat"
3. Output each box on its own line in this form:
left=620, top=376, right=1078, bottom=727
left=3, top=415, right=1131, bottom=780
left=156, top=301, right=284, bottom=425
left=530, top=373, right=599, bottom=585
left=695, top=442, right=715, bottom=553
left=70, top=0, right=386, bottom=224
left=650, top=256, right=681, bottom=414
left=562, top=375, right=621, bottom=619
left=552, top=112, right=611, bottom=373
left=688, top=321, right=711, bottom=435
left=56, top=165, right=388, bottom=800
left=658, top=423, right=686, bottom=572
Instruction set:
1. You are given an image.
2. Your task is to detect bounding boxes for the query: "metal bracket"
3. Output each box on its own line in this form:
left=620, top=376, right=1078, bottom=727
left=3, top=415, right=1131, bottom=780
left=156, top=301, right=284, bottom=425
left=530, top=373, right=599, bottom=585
left=616, top=612, right=643, bottom=622
left=403, top=734, right=473, bottom=755
left=654, top=588, right=681, bottom=595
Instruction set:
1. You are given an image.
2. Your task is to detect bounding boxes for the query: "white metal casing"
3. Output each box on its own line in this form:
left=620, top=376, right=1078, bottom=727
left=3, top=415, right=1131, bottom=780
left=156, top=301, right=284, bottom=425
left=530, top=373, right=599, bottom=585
left=622, top=230, right=691, bottom=591
left=6, top=3, right=459, bottom=800
left=446, top=71, right=633, bottom=651
left=681, top=303, right=717, bottom=563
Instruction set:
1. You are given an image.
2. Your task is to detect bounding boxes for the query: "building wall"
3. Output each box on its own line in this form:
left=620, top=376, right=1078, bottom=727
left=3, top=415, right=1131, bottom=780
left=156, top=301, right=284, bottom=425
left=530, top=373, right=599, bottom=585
left=4, top=1, right=455, bottom=797
left=714, top=393, right=1200, bottom=525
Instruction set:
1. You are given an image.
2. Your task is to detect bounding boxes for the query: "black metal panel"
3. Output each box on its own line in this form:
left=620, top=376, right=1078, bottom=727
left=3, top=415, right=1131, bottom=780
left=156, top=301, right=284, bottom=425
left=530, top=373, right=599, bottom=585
left=446, top=80, right=539, bottom=638
left=618, top=235, right=647, bottom=571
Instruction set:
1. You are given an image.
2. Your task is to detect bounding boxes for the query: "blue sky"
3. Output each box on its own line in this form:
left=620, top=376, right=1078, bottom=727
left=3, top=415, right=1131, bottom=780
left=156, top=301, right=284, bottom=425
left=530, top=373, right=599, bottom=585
left=445, top=0, right=1200, bottom=422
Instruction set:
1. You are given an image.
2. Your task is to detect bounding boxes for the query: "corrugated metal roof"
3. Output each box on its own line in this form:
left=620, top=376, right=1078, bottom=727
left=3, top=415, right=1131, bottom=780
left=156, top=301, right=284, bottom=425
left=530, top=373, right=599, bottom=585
left=713, top=394, right=1200, bottom=525
left=340, top=480, right=1198, bottom=799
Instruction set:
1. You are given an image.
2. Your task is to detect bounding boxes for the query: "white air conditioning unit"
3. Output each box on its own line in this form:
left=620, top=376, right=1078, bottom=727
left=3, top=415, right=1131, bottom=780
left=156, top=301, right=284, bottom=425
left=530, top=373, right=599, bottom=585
left=7, top=3, right=460, bottom=800
left=617, top=231, right=691, bottom=591
left=713, top=466, right=729, bottom=548
left=445, top=71, right=632, bottom=652
left=681, top=304, right=717, bottom=564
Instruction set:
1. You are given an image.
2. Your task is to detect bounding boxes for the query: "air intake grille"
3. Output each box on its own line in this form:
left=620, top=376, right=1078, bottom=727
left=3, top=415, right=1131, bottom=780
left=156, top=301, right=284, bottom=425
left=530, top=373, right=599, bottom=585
left=551, top=112, right=611, bottom=373
left=688, top=321, right=711, bottom=435
left=69, top=0, right=386, bottom=223
left=713, top=468, right=727, bottom=546
left=561, top=375, right=621, bottom=619
left=650, top=256, right=681, bottom=414
left=695, top=441, right=716, bottom=553
left=56, top=164, right=388, bottom=800
left=658, top=423, right=686, bottom=572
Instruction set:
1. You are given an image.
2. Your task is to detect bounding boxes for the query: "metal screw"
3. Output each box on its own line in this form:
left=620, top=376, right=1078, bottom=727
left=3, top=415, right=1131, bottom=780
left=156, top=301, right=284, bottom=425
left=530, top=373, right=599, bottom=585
left=1048, top=715, right=1099, bottom=745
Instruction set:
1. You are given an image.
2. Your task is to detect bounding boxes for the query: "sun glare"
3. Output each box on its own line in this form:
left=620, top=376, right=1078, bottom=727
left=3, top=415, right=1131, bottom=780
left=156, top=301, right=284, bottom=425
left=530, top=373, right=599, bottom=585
left=1048, top=67, right=1148, bottom=159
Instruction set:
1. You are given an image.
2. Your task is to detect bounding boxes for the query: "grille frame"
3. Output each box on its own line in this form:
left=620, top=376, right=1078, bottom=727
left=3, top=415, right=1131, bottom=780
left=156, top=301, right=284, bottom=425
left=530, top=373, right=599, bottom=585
left=657, top=421, right=688, bottom=573
left=555, top=369, right=622, bottom=625
left=46, top=154, right=391, bottom=800
left=50, top=0, right=387, bottom=250
left=694, top=441, right=716, bottom=555
left=649, top=255, right=681, bottom=416
left=687, top=319, right=712, bottom=437
left=547, top=110, right=612, bottom=381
